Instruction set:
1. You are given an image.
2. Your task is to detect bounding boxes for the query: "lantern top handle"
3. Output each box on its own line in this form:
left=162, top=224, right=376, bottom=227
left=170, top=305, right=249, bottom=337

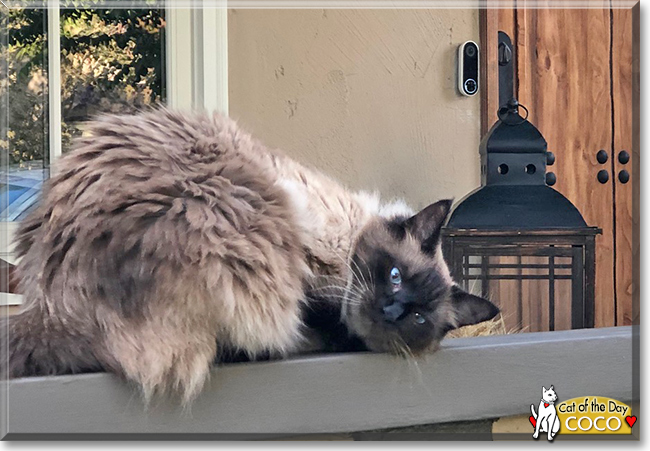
left=497, top=31, right=529, bottom=124
left=498, top=31, right=516, bottom=110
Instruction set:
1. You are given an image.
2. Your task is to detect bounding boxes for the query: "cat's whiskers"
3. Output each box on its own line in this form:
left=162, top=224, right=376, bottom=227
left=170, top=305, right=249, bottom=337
left=319, top=260, right=375, bottom=317
left=392, top=336, right=429, bottom=393
left=328, top=252, right=373, bottom=297
left=354, top=253, right=375, bottom=287
left=336, top=254, right=372, bottom=296
left=388, top=341, right=401, bottom=358
left=305, top=295, right=359, bottom=309
left=309, top=283, right=366, bottom=301
left=307, top=285, right=367, bottom=307
left=348, top=254, right=373, bottom=293
left=307, top=294, right=366, bottom=307
left=309, top=269, right=373, bottom=309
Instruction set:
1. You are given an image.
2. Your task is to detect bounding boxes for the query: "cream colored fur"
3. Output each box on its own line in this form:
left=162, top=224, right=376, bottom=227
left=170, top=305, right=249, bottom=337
left=4, top=108, right=422, bottom=403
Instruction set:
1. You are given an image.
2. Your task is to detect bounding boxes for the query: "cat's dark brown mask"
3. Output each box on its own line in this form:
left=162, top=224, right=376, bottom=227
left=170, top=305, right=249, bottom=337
left=343, top=199, right=499, bottom=355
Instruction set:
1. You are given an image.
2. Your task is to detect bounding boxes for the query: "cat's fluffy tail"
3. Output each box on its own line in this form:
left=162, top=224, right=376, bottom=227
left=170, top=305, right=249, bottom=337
left=1, top=306, right=103, bottom=379
left=531, top=404, right=538, bottom=419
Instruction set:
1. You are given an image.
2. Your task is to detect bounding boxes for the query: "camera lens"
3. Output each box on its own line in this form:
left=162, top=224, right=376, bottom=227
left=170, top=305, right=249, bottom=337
left=464, top=79, right=477, bottom=95
left=465, top=44, right=477, bottom=58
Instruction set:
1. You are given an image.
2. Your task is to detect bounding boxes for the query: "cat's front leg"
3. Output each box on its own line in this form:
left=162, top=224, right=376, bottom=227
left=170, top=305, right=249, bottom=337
left=548, top=415, right=559, bottom=441
left=532, top=409, right=542, bottom=439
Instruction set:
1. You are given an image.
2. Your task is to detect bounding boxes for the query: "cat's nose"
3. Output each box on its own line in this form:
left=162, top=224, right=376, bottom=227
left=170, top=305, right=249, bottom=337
left=382, top=302, right=405, bottom=322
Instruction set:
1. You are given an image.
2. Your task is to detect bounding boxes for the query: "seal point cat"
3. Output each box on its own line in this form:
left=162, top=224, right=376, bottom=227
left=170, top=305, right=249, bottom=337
left=1, top=108, right=498, bottom=403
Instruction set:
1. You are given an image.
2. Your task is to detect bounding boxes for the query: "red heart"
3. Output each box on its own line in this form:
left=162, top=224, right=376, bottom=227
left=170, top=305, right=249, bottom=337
left=529, top=416, right=537, bottom=428
left=626, top=416, right=637, bottom=427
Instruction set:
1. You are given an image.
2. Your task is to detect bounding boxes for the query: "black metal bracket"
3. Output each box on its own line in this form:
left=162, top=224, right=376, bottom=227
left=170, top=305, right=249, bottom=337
left=498, top=31, right=516, bottom=109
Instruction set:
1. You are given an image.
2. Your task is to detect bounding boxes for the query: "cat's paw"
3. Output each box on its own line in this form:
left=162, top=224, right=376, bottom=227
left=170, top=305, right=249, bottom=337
left=532, top=432, right=539, bottom=439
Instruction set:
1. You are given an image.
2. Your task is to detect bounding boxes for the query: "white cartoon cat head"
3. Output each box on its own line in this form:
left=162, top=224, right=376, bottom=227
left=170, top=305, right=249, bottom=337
left=542, top=386, right=558, bottom=403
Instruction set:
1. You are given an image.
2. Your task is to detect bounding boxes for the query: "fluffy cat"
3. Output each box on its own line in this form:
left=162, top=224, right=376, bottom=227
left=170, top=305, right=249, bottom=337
left=1, top=109, right=498, bottom=403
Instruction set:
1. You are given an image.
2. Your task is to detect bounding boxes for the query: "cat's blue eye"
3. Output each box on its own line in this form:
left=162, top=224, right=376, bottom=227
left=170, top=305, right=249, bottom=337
left=390, top=267, right=402, bottom=285
left=413, top=312, right=426, bottom=325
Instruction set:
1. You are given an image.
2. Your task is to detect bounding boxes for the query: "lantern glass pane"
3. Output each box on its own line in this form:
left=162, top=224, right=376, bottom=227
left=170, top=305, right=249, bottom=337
left=458, top=246, right=583, bottom=334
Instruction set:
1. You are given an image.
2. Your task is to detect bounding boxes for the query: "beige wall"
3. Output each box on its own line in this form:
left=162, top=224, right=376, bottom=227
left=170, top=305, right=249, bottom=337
left=228, top=9, right=481, bottom=210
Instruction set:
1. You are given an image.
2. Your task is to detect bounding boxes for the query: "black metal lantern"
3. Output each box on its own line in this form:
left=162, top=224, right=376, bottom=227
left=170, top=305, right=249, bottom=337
left=442, top=33, right=601, bottom=333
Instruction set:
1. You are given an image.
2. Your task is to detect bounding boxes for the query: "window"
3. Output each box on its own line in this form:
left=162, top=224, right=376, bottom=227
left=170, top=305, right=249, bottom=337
left=1, top=7, right=49, bottom=224
left=0, top=1, right=228, bottom=306
left=2, top=6, right=167, bottom=222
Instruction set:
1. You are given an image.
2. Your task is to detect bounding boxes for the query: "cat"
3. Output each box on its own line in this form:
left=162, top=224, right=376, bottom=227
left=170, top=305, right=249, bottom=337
left=531, top=386, right=560, bottom=441
left=1, top=108, right=499, bottom=403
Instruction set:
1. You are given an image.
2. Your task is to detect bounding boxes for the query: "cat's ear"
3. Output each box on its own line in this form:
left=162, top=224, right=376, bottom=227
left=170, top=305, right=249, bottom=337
left=543, top=387, right=547, bottom=393
left=404, top=199, right=453, bottom=252
left=448, top=285, right=500, bottom=329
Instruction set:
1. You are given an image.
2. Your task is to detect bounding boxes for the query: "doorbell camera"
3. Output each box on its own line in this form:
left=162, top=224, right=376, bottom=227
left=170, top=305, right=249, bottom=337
left=458, top=41, right=480, bottom=96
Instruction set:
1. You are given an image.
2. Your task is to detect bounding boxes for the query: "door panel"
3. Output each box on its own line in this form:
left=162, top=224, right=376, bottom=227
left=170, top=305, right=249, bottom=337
left=611, top=7, right=637, bottom=326
left=481, top=4, right=623, bottom=328
left=520, top=7, right=615, bottom=328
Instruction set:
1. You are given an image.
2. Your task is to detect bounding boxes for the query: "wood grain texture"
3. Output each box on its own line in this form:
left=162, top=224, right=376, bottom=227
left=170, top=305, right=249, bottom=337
left=464, top=5, right=635, bottom=329
left=611, top=7, right=635, bottom=326
left=484, top=254, right=574, bottom=333
left=489, top=256, right=522, bottom=332
left=554, top=266, right=574, bottom=331
left=499, top=6, right=616, bottom=327
left=479, top=2, right=516, bottom=135
left=479, top=5, right=499, bottom=135
left=630, top=3, right=640, bottom=327
left=522, top=257, right=550, bottom=332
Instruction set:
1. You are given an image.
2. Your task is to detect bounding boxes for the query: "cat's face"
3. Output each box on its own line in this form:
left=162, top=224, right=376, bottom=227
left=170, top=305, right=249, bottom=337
left=342, top=199, right=499, bottom=355
left=542, top=386, right=558, bottom=403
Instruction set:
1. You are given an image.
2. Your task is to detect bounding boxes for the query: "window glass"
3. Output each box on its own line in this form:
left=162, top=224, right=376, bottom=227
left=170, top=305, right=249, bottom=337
left=1, top=6, right=166, bottom=223
left=60, top=7, right=166, bottom=152
left=1, top=7, right=49, bottom=223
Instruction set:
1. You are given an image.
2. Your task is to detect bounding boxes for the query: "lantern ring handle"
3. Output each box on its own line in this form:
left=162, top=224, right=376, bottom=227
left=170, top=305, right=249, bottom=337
left=497, top=102, right=529, bottom=125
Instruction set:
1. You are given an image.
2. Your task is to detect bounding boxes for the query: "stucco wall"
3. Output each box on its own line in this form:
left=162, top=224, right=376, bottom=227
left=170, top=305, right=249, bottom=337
left=228, top=9, right=481, bottom=210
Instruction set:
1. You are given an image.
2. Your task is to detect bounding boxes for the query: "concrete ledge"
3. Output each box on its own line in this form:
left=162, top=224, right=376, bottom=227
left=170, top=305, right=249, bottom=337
left=1, top=326, right=635, bottom=439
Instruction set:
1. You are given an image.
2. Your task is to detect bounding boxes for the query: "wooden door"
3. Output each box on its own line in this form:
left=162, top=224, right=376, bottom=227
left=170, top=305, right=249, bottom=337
left=611, top=7, right=639, bottom=326
left=480, top=3, right=639, bottom=328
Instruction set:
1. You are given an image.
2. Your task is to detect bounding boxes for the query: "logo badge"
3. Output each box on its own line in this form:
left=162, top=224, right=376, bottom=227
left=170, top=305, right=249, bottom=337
left=529, top=387, right=636, bottom=438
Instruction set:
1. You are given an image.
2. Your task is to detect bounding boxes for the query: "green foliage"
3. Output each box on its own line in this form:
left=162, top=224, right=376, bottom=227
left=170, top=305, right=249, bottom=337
left=1, top=8, right=48, bottom=167
left=1, top=6, right=166, bottom=166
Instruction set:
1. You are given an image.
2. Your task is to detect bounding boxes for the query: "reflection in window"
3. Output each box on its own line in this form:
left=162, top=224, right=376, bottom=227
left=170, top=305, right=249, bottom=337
left=60, top=7, right=166, bottom=152
left=1, top=7, right=49, bottom=222
left=1, top=5, right=166, bottom=223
